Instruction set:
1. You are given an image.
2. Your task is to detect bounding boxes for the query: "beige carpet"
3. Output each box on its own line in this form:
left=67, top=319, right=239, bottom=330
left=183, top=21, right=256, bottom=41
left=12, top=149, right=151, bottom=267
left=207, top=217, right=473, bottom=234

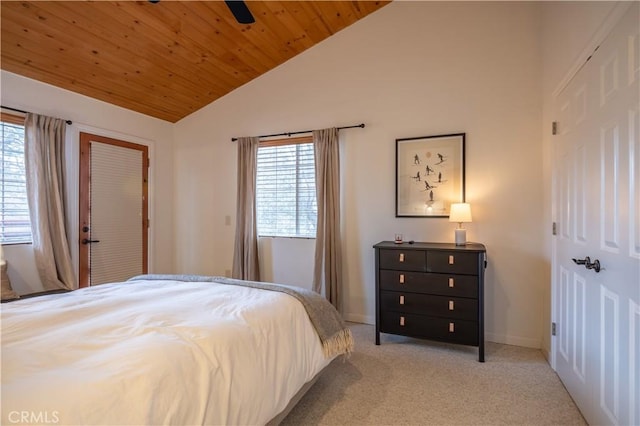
left=281, top=323, right=586, bottom=425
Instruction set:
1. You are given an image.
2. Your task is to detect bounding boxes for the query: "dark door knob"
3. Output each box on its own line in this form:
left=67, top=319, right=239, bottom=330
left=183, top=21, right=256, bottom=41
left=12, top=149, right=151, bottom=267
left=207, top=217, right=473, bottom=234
left=572, top=256, right=601, bottom=273
left=585, top=259, right=601, bottom=273
left=82, top=239, right=100, bottom=244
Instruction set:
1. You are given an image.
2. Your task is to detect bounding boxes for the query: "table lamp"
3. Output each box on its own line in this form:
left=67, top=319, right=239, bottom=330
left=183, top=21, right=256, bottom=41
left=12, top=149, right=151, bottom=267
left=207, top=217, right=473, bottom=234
left=449, top=203, right=472, bottom=245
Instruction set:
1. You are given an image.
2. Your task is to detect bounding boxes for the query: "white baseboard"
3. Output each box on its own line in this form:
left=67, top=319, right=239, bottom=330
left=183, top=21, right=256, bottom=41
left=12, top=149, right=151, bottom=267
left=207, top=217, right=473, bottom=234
left=343, top=313, right=374, bottom=325
left=485, top=332, right=541, bottom=349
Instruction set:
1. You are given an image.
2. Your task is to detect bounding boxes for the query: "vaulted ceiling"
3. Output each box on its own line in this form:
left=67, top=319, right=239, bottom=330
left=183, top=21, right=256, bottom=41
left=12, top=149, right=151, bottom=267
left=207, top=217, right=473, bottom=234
left=1, top=1, right=390, bottom=123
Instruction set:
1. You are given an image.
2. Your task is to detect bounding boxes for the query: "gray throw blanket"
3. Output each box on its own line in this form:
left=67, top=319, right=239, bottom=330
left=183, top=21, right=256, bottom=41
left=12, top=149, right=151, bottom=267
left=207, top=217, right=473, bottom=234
left=128, top=274, right=354, bottom=358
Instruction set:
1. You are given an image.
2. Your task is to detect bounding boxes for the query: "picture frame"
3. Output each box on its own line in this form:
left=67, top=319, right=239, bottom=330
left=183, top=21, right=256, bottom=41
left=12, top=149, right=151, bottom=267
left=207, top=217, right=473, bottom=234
left=395, top=133, right=465, bottom=217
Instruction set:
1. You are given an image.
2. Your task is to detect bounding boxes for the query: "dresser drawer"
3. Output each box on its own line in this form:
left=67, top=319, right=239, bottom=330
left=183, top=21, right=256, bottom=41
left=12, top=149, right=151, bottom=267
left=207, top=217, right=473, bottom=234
left=427, top=251, right=478, bottom=275
left=380, top=311, right=478, bottom=345
left=380, top=291, right=477, bottom=320
left=379, top=270, right=478, bottom=298
left=379, top=249, right=426, bottom=272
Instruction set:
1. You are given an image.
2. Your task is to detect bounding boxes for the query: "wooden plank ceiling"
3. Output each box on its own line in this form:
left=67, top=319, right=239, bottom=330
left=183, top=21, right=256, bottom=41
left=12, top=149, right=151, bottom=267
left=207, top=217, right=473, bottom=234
left=1, top=1, right=390, bottom=123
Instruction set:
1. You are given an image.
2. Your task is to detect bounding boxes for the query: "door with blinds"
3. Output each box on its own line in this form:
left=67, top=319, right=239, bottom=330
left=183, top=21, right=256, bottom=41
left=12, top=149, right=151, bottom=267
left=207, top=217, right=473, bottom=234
left=79, top=132, right=148, bottom=287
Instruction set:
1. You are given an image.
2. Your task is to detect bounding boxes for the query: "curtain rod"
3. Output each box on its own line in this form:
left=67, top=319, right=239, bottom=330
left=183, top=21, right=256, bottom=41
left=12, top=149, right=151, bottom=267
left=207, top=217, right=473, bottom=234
left=231, top=123, right=365, bottom=142
left=1, top=105, right=73, bottom=125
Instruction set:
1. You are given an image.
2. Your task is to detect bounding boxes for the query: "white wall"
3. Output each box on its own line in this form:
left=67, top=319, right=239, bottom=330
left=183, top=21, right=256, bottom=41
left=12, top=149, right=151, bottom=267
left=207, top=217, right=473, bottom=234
left=258, top=237, right=315, bottom=291
left=539, top=1, right=618, bottom=357
left=0, top=71, right=175, bottom=295
left=174, top=2, right=545, bottom=347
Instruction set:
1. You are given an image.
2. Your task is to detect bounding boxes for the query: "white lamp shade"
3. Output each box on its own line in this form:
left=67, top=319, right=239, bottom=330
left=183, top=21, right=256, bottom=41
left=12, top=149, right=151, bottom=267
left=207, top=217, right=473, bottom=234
left=449, top=203, right=472, bottom=223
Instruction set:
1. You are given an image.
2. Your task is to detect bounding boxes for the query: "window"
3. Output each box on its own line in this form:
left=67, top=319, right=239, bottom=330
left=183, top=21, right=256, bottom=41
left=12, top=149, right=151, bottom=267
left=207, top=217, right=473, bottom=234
left=256, top=137, right=316, bottom=238
left=1, top=113, right=31, bottom=244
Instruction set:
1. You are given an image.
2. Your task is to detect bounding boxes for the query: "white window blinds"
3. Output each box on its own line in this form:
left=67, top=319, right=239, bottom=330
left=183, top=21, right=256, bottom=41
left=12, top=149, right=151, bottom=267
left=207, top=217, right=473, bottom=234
left=256, top=141, right=317, bottom=238
left=0, top=117, right=31, bottom=244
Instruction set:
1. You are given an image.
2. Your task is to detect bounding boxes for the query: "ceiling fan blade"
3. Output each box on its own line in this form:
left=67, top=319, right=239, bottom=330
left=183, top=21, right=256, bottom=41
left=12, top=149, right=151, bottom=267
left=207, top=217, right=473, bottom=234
left=224, top=1, right=255, bottom=24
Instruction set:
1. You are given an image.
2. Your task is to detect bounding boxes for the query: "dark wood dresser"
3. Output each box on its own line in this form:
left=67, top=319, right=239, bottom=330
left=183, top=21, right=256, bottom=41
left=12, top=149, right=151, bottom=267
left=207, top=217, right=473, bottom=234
left=374, top=241, right=487, bottom=362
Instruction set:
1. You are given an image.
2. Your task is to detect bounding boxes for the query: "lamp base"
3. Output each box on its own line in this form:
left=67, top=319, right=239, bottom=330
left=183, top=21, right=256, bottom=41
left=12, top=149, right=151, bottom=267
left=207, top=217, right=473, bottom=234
left=454, top=228, right=467, bottom=246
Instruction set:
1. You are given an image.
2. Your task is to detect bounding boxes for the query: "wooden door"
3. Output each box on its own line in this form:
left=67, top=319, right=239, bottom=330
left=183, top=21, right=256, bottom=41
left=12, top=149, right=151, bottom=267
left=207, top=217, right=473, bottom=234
left=552, top=4, right=639, bottom=425
left=79, top=132, right=149, bottom=287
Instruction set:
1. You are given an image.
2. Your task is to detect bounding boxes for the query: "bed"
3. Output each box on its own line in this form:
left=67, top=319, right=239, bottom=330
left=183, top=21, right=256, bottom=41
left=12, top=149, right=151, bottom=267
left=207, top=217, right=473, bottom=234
left=1, top=275, right=353, bottom=425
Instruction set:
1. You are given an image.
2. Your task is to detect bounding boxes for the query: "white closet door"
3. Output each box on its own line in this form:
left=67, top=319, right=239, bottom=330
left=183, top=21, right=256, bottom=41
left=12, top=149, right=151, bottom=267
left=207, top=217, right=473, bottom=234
left=552, top=3, right=639, bottom=425
left=89, top=141, right=143, bottom=285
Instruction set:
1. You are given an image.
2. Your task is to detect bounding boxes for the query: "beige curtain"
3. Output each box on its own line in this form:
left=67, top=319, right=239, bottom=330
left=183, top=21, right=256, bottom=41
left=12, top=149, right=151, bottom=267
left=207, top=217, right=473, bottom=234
left=232, top=136, right=261, bottom=281
left=312, top=127, right=342, bottom=310
left=24, top=113, right=76, bottom=290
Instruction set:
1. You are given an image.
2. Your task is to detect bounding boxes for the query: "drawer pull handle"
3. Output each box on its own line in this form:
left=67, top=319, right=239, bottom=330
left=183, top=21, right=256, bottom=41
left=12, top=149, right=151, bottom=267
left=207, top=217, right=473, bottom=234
left=399, top=274, right=405, bottom=284
left=399, top=253, right=405, bottom=262
left=448, top=255, right=454, bottom=265
left=449, top=277, right=455, bottom=288
left=400, top=295, right=405, bottom=305
left=449, top=322, right=455, bottom=332
left=400, top=316, right=405, bottom=326
left=449, top=300, right=454, bottom=310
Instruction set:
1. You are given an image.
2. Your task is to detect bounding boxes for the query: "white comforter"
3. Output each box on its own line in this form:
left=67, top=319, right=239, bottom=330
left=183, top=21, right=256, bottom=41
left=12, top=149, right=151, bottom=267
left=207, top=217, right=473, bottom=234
left=1, top=279, right=332, bottom=425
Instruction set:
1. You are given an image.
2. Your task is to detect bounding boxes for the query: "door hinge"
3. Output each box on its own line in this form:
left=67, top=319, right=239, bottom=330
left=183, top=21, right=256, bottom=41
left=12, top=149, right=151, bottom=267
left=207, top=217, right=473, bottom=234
left=552, top=121, right=558, bottom=135
left=147, top=219, right=151, bottom=228
left=552, top=222, right=557, bottom=235
left=552, top=322, right=557, bottom=336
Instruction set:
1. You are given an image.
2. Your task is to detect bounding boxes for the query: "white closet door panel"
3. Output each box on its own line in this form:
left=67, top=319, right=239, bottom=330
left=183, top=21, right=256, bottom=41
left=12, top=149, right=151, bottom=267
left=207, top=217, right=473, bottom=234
left=552, top=4, right=639, bottom=425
